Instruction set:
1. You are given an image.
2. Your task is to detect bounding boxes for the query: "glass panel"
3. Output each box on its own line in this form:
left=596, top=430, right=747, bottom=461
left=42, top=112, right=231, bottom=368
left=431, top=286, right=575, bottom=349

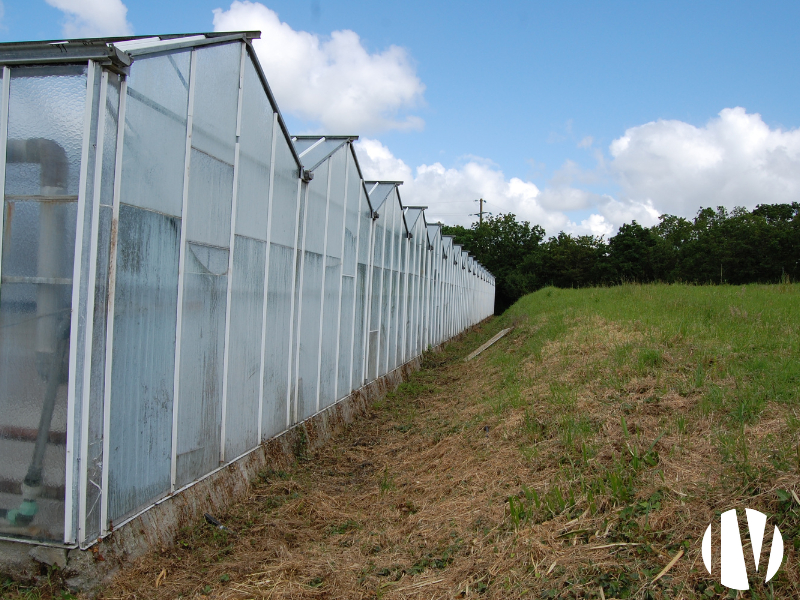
left=298, top=139, right=346, bottom=171
left=270, top=135, right=300, bottom=249
left=297, top=250, right=322, bottom=420
left=175, top=243, right=228, bottom=487
left=367, top=218, right=384, bottom=381
left=191, top=43, right=241, bottom=165
left=0, top=66, right=87, bottom=541
left=262, top=243, right=293, bottom=439
left=187, top=148, right=233, bottom=248
left=223, top=236, right=265, bottom=460
left=109, top=205, right=180, bottom=521
left=120, top=52, right=190, bottom=216
left=352, top=192, right=371, bottom=387
left=295, top=166, right=328, bottom=418
left=235, top=57, right=273, bottom=241
left=319, top=150, right=345, bottom=407
left=336, top=275, right=354, bottom=397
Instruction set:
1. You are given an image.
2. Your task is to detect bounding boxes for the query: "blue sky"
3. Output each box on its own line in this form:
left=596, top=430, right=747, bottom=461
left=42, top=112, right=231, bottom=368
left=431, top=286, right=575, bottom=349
left=3, top=0, right=800, bottom=235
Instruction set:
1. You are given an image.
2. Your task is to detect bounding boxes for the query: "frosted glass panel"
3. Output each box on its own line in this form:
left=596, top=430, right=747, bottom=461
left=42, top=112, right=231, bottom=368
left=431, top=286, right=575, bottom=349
left=109, top=205, right=180, bottom=521
left=175, top=243, right=228, bottom=487
left=223, top=236, right=265, bottom=460
left=270, top=135, right=300, bottom=248
left=235, top=57, right=273, bottom=241
left=262, top=243, right=294, bottom=438
left=0, top=66, right=87, bottom=541
left=5, top=66, right=87, bottom=197
left=337, top=275, right=354, bottom=397
left=297, top=251, right=322, bottom=419
left=187, top=148, right=233, bottom=248
left=120, top=52, right=190, bottom=216
left=191, top=43, right=241, bottom=165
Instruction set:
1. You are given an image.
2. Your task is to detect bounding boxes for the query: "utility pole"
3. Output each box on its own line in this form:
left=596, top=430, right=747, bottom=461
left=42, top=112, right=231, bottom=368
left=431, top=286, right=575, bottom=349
left=474, top=198, right=488, bottom=225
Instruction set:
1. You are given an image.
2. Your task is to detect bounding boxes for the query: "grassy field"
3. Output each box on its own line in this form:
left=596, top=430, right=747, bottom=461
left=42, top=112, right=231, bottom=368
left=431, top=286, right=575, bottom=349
left=5, top=283, right=800, bottom=599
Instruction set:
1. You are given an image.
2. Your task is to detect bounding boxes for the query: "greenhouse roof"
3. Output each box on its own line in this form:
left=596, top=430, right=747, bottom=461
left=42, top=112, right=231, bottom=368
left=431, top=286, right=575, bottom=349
left=0, top=32, right=260, bottom=71
left=404, top=207, right=425, bottom=231
left=292, top=136, right=357, bottom=172
left=365, top=181, right=401, bottom=214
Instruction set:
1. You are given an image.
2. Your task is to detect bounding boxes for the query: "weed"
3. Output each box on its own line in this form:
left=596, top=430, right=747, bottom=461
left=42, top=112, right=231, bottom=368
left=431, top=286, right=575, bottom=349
left=378, top=468, right=395, bottom=493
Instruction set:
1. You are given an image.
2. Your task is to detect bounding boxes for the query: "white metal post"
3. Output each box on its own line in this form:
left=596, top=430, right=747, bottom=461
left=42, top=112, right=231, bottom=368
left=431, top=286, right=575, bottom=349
left=0, top=67, right=10, bottom=292
left=333, top=147, right=350, bottom=402
left=291, top=183, right=311, bottom=425
left=64, top=59, right=97, bottom=544
left=78, top=68, right=108, bottom=546
left=285, top=178, right=303, bottom=429
left=314, top=159, right=333, bottom=413
left=100, top=75, right=127, bottom=536
left=219, top=43, right=246, bottom=465
left=362, top=205, right=376, bottom=382
left=170, top=49, right=198, bottom=491
left=347, top=157, right=362, bottom=394
left=257, top=112, right=279, bottom=442
left=382, top=198, right=396, bottom=375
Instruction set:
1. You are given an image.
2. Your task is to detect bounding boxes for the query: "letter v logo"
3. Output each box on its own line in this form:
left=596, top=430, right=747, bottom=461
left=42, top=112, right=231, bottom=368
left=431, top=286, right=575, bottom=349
left=702, top=508, right=784, bottom=590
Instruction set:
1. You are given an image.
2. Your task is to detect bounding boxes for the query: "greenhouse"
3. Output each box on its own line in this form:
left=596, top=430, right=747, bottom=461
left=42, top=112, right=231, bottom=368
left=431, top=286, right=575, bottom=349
left=0, top=32, right=494, bottom=551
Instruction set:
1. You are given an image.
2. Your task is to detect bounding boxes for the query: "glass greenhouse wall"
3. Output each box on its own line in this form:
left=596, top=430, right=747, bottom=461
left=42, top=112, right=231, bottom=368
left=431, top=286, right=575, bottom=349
left=0, top=33, right=495, bottom=548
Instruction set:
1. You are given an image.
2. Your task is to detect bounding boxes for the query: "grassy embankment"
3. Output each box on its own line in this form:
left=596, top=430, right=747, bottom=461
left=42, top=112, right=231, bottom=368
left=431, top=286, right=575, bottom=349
left=5, top=283, right=800, bottom=599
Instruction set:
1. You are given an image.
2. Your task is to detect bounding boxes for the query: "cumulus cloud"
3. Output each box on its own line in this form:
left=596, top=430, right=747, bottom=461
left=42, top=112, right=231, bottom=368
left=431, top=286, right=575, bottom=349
left=356, top=138, right=575, bottom=234
left=213, top=1, right=425, bottom=134
left=355, top=139, right=664, bottom=238
left=610, top=107, right=800, bottom=217
left=46, top=0, right=132, bottom=38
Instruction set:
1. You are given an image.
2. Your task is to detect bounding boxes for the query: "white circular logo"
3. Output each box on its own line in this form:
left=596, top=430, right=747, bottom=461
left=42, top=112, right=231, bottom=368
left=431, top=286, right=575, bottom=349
left=702, top=508, right=784, bottom=590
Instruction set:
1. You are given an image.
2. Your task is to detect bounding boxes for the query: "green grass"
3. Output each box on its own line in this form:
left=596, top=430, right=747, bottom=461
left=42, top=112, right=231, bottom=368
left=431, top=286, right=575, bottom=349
left=483, top=283, right=800, bottom=597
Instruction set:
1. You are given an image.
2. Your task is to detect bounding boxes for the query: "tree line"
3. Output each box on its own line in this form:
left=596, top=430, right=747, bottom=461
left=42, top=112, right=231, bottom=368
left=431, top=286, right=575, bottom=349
left=441, top=203, right=800, bottom=313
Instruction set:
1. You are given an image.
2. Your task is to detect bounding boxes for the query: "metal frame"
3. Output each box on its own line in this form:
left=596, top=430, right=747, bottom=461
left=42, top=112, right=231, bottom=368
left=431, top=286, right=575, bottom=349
left=284, top=178, right=303, bottom=429
left=78, top=67, right=109, bottom=545
left=63, top=59, right=97, bottom=544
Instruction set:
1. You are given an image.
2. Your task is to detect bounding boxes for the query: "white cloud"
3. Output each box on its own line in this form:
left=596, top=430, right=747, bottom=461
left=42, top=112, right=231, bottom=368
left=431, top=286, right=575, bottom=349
left=46, top=0, right=132, bottom=38
left=356, top=138, right=575, bottom=234
left=610, top=107, right=800, bottom=217
left=577, top=136, right=593, bottom=149
left=355, top=139, right=664, bottom=238
left=213, top=1, right=425, bottom=134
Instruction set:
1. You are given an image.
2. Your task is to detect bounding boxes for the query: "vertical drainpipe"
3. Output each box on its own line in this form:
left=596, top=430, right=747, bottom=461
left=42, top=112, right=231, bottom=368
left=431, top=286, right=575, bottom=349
left=347, top=160, right=363, bottom=394
left=285, top=177, right=304, bottom=429
left=314, top=159, right=332, bottom=413
left=333, top=146, right=350, bottom=402
left=171, top=49, right=198, bottom=492
left=219, top=42, right=246, bottom=464
left=257, top=112, right=279, bottom=443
